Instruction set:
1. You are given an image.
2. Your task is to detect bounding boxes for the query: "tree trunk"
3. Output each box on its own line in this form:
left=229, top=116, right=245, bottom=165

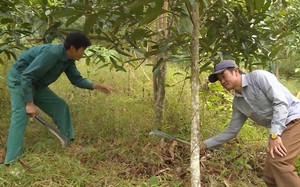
left=153, top=61, right=166, bottom=128
left=190, top=1, right=200, bottom=187
left=153, top=0, right=169, bottom=129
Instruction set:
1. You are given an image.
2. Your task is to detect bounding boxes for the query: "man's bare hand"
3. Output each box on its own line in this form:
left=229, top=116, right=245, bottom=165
left=26, top=102, right=37, bottom=121
left=268, top=136, right=287, bottom=158
left=92, top=83, right=113, bottom=95
left=200, top=142, right=207, bottom=154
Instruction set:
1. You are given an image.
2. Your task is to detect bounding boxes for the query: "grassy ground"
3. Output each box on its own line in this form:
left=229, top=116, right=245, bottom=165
left=1, top=60, right=300, bottom=186
left=0, top=62, right=192, bottom=186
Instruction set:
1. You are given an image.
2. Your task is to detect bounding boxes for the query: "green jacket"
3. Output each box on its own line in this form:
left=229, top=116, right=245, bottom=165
left=8, top=44, right=93, bottom=102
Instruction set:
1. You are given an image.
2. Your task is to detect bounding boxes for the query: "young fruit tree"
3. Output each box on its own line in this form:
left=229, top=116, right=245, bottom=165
left=189, top=1, right=200, bottom=186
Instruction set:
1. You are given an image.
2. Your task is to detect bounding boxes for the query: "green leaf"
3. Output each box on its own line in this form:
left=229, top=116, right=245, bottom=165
left=207, top=23, right=218, bottom=45
left=84, top=14, right=98, bottom=34
left=131, top=29, right=151, bottom=41
left=20, top=22, right=32, bottom=30
left=0, top=58, right=4, bottom=65
left=47, top=0, right=56, bottom=6
left=109, top=56, right=126, bottom=72
left=86, top=57, right=91, bottom=66
left=44, top=22, right=62, bottom=36
left=70, top=3, right=93, bottom=11
left=130, top=0, right=155, bottom=13
left=177, top=15, right=193, bottom=35
left=115, top=47, right=132, bottom=57
left=132, top=48, right=146, bottom=55
left=262, top=0, right=271, bottom=12
left=52, top=9, right=79, bottom=17
left=245, top=0, right=254, bottom=15
left=269, top=45, right=283, bottom=59
left=254, top=0, right=265, bottom=11
left=66, top=13, right=82, bottom=27
left=96, top=62, right=110, bottom=70
left=200, top=61, right=212, bottom=74
left=4, top=50, right=11, bottom=60
left=1, top=18, right=14, bottom=24
left=124, top=32, right=138, bottom=48
left=112, top=17, right=122, bottom=35
left=282, top=0, right=287, bottom=7
left=115, top=66, right=126, bottom=72
left=140, top=9, right=167, bottom=25
left=97, top=55, right=106, bottom=63
left=110, top=56, right=118, bottom=67
left=154, top=0, right=164, bottom=10
left=144, top=49, right=160, bottom=58
left=199, top=39, right=212, bottom=52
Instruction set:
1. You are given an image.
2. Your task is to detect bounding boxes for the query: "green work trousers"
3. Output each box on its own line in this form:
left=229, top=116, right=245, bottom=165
left=4, top=73, right=74, bottom=164
left=263, top=119, right=300, bottom=187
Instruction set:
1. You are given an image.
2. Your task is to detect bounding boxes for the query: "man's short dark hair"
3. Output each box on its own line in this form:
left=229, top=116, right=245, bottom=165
left=63, top=32, right=91, bottom=50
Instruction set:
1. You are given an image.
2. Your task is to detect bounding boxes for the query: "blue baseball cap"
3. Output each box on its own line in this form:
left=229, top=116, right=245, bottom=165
left=208, top=60, right=238, bottom=83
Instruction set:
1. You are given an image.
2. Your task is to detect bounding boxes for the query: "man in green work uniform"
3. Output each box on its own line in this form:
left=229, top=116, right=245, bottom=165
left=4, top=32, right=113, bottom=165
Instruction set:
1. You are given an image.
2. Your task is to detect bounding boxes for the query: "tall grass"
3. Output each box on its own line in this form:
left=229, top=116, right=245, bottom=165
left=0, top=61, right=191, bottom=186
left=1, top=60, right=300, bottom=186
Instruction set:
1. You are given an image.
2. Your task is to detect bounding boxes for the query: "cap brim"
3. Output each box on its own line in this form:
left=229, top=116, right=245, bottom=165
left=208, top=69, right=226, bottom=83
left=208, top=74, right=218, bottom=83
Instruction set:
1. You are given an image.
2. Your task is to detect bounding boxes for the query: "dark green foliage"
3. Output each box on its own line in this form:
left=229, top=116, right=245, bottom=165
left=1, top=0, right=300, bottom=74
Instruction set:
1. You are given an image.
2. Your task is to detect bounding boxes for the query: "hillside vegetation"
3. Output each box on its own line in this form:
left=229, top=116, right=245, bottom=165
left=1, top=61, right=300, bottom=186
left=0, top=62, right=192, bottom=186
